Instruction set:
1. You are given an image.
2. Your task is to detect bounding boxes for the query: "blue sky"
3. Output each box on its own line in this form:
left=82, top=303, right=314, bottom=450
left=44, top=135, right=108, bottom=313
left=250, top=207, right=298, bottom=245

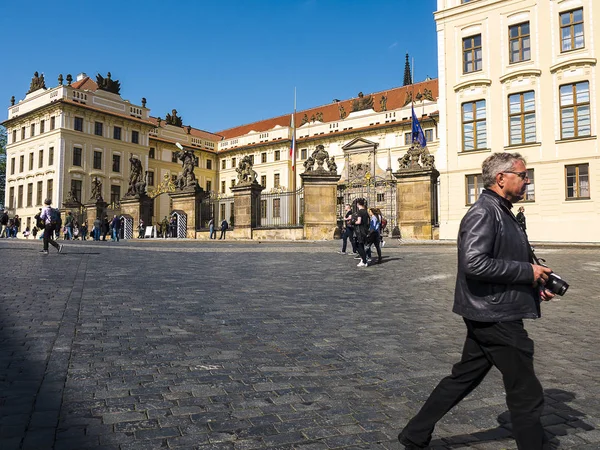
left=0, top=0, right=438, bottom=133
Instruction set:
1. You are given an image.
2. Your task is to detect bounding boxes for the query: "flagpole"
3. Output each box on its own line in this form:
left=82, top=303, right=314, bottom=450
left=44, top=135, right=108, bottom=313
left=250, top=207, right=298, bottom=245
left=292, top=87, right=298, bottom=223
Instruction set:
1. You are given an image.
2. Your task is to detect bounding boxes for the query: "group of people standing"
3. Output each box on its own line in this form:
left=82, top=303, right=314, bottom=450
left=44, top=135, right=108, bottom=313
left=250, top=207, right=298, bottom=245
left=0, top=210, right=21, bottom=238
left=208, top=218, right=229, bottom=240
left=339, top=199, right=385, bottom=267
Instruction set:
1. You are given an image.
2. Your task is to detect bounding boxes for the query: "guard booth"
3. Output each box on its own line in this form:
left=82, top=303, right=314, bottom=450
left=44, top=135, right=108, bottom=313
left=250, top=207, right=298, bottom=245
left=171, top=210, right=187, bottom=238
left=120, top=214, right=134, bottom=240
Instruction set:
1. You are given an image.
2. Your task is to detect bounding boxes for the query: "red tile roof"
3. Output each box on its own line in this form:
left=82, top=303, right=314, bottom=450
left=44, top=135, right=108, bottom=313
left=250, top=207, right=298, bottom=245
left=71, top=76, right=98, bottom=91
left=216, top=79, right=438, bottom=139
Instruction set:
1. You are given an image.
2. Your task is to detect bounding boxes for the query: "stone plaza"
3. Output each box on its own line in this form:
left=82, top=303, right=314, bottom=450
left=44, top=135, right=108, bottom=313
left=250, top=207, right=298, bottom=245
left=1, top=239, right=599, bottom=449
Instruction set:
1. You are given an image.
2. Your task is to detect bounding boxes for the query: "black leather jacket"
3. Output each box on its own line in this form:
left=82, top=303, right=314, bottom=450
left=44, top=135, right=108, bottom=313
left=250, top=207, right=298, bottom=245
left=453, top=189, right=540, bottom=322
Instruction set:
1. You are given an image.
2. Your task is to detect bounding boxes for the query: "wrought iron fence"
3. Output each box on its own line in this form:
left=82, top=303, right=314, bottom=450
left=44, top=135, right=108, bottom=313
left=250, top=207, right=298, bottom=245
left=196, top=193, right=234, bottom=230
left=254, top=187, right=304, bottom=228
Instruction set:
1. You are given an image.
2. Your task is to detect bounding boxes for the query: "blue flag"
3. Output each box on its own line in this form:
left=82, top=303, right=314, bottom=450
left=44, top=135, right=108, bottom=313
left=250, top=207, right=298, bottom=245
left=411, top=106, right=427, bottom=148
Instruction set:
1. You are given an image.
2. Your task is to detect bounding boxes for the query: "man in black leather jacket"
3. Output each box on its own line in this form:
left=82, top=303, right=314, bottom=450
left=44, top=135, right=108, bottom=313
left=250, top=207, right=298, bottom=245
left=399, top=152, right=555, bottom=450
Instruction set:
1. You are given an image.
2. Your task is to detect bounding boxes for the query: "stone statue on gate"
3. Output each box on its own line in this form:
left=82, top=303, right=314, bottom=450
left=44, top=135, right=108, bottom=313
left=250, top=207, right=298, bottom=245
left=304, top=145, right=335, bottom=174
left=174, top=143, right=198, bottom=190
left=126, top=156, right=146, bottom=197
left=398, top=142, right=436, bottom=171
left=235, top=155, right=258, bottom=184
left=90, top=176, right=103, bottom=201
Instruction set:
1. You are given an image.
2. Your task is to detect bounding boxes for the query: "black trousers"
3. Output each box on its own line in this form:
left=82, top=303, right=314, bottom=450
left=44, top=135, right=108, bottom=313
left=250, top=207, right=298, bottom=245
left=400, top=318, right=545, bottom=450
left=43, top=223, right=60, bottom=251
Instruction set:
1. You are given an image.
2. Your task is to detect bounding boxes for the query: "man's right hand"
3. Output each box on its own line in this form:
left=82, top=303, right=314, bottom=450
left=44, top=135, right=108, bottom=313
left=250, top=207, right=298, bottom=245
left=531, top=264, right=553, bottom=287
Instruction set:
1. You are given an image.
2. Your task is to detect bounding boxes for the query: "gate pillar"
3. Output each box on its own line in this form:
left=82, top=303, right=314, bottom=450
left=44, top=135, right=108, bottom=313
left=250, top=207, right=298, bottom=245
left=231, top=182, right=264, bottom=239
left=168, top=188, right=205, bottom=238
left=300, top=172, right=341, bottom=240
left=394, top=168, right=439, bottom=240
left=120, top=194, right=153, bottom=230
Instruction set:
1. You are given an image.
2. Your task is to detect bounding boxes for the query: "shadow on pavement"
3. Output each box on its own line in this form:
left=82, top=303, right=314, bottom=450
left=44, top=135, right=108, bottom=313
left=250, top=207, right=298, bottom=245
left=430, top=389, right=594, bottom=449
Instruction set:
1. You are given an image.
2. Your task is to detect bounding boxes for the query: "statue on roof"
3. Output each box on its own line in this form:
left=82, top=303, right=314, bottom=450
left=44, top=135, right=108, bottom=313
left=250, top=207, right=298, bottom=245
left=351, top=92, right=374, bottom=112
left=301, top=114, right=309, bottom=125
left=339, top=104, right=347, bottom=119
left=165, top=109, right=183, bottom=127
left=380, top=95, right=387, bottom=111
left=315, top=112, right=323, bottom=122
left=96, top=72, right=121, bottom=94
left=27, top=72, right=46, bottom=94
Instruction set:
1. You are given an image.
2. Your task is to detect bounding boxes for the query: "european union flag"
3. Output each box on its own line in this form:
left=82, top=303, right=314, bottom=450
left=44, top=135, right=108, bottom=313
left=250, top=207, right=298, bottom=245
left=411, top=106, right=427, bottom=148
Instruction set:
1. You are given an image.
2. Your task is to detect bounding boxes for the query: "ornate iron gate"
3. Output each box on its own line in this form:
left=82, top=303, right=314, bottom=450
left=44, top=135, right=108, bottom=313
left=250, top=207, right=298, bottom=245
left=337, top=172, right=397, bottom=234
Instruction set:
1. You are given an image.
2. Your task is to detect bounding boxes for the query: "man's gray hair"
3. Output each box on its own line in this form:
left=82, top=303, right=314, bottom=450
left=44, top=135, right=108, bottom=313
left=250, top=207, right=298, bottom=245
left=481, top=152, right=526, bottom=188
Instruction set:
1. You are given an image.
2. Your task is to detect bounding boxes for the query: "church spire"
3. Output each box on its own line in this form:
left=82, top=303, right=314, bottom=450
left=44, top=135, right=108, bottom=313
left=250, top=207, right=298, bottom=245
left=403, top=53, right=412, bottom=86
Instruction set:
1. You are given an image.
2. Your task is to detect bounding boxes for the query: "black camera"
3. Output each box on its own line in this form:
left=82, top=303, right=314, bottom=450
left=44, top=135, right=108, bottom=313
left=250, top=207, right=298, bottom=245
left=545, top=272, right=569, bottom=296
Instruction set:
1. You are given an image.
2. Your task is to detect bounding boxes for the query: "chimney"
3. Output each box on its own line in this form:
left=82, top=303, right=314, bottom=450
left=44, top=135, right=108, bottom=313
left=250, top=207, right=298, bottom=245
left=76, top=72, right=87, bottom=81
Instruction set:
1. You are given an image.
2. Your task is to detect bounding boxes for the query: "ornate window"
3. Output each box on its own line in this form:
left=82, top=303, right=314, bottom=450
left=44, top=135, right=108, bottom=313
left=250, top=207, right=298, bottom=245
left=560, top=8, right=584, bottom=52
left=463, top=34, right=482, bottom=73
left=206, top=159, right=212, bottom=170
left=560, top=81, right=590, bottom=139
left=274, top=150, right=281, bottom=161
left=113, top=126, right=122, bottom=140
left=261, top=152, right=267, bottom=163
left=465, top=174, right=485, bottom=205
left=565, top=163, right=589, bottom=199
left=71, top=180, right=82, bottom=202
left=131, top=130, right=139, bottom=144
left=95, top=122, right=103, bottom=136
left=73, top=147, right=82, bottom=167
left=462, top=100, right=487, bottom=150
left=508, top=91, right=536, bottom=145
left=509, top=22, right=531, bottom=63
left=93, top=151, right=102, bottom=170
left=74, top=117, right=83, bottom=132
left=112, top=154, right=121, bottom=172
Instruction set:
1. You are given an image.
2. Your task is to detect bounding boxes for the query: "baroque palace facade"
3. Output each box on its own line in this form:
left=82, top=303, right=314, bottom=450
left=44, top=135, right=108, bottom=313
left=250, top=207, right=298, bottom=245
left=435, top=0, right=600, bottom=242
left=3, top=71, right=440, bottom=234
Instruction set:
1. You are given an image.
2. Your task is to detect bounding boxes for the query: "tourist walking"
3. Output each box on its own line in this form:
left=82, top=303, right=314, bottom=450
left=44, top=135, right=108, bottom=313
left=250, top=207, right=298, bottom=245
left=208, top=218, right=216, bottom=239
left=138, top=219, right=144, bottom=238
left=0, top=209, right=8, bottom=238
left=64, top=212, right=74, bottom=239
left=339, top=204, right=357, bottom=255
left=516, top=206, right=527, bottom=233
left=365, top=207, right=382, bottom=264
left=219, top=219, right=228, bottom=240
left=398, top=152, right=554, bottom=450
left=93, top=217, right=101, bottom=241
left=353, top=198, right=369, bottom=267
left=102, top=216, right=110, bottom=241
left=111, top=215, right=121, bottom=242
left=81, top=221, right=88, bottom=240
left=39, top=198, right=63, bottom=255
left=161, top=216, right=169, bottom=239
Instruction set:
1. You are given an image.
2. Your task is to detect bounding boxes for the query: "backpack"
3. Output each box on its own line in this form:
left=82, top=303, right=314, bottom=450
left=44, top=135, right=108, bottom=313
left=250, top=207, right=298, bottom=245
left=381, top=217, right=388, bottom=230
left=50, top=208, right=61, bottom=225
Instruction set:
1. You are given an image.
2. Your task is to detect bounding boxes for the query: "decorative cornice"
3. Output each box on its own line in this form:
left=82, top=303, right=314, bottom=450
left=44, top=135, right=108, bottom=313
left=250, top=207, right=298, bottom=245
left=499, top=69, right=542, bottom=84
left=550, top=58, right=597, bottom=74
left=453, top=78, right=492, bottom=92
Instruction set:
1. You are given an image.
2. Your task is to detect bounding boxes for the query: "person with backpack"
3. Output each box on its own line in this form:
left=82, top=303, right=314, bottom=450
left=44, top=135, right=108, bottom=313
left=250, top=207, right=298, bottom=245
left=39, top=198, right=63, bottom=255
left=64, top=212, right=74, bottom=240
left=365, top=207, right=383, bottom=264
left=219, top=219, right=228, bottom=240
left=0, top=209, right=8, bottom=238
left=352, top=198, right=370, bottom=267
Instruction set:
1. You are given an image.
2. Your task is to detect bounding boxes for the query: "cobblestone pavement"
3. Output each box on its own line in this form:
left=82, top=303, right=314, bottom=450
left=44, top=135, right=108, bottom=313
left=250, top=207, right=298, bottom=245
left=1, top=238, right=599, bottom=450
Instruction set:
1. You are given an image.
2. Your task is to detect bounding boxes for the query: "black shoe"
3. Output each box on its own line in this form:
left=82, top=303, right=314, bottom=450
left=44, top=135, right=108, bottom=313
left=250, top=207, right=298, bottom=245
left=398, top=432, right=426, bottom=449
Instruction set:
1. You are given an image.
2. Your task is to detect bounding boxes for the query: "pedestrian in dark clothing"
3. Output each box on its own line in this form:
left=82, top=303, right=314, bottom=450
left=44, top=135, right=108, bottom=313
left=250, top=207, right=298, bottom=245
left=353, top=198, right=369, bottom=267
left=111, top=215, right=121, bottom=242
left=39, top=198, right=63, bottom=255
left=0, top=209, right=8, bottom=238
left=339, top=204, right=357, bottom=255
left=102, top=216, right=110, bottom=241
left=516, top=206, right=527, bottom=233
left=398, top=152, right=554, bottom=450
left=219, top=219, right=228, bottom=240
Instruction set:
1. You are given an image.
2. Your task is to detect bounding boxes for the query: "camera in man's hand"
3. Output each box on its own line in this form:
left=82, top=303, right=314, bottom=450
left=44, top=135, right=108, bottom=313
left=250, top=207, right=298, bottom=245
left=544, top=272, right=569, bottom=296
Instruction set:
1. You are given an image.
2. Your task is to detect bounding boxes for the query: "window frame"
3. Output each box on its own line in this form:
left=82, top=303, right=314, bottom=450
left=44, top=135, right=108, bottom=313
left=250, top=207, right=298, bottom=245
left=131, top=130, right=139, bottom=144
left=74, top=117, right=84, bottom=132
left=72, top=147, right=83, bottom=167
left=565, top=163, right=590, bottom=199
left=508, top=91, right=536, bottom=145
left=94, top=121, right=103, bottom=136
left=462, top=34, right=482, bottom=73
left=462, top=100, right=487, bottom=151
left=509, top=22, right=531, bottom=63
left=274, top=150, right=281, bottom=161
left=465, top=173, right=485, bottom=205
left=93, top=151, right=102, bottom=170
left=560, top=8, right=585, bottom=53
left=113, top=126, right=122, bottom=140
left=112, top=154, right=121, bottom=172
left=559, top=81, right=591, bottom=140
